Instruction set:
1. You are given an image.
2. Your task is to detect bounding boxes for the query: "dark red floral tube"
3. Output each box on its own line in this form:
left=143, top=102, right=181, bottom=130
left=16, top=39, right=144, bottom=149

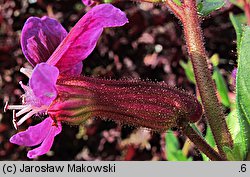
left=48, top=76, right=202, bottom=132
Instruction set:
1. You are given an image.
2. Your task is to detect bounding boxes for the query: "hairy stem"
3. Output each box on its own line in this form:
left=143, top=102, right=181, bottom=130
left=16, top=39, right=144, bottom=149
left=178, top=0, right=233, bottom=157
left=164, top=0, right=184, bottom=20
left=181, top=123, right=225, bottom=161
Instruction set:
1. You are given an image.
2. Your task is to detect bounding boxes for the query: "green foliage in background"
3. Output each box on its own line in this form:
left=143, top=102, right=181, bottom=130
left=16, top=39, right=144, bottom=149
left=180, top=54, right=230, bottom=107
left=165, top=131, right=192, bottom=161
left=211, top=54, right=231, bottom=107
left=202, top=126, right=216, bottom=161
left=197, top=0, right=225, bottom=16
left=179, top=50, right=250, bottom=160
left=180, top=60, right=196, bottom=84
left=233, top=26, right=250, bottom=160
left=229, top=13, right=246, bottom=50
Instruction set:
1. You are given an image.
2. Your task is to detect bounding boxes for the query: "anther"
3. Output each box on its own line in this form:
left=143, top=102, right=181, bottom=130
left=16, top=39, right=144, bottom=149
left=4, top=101, right=9, bottom=112
left=21, top=95, right=26, bottom=104
left=4, top=104, right=26, bottom=111
left=12, top=110, right=18, bottom=130
left=19, top=81, right=29, bottom=91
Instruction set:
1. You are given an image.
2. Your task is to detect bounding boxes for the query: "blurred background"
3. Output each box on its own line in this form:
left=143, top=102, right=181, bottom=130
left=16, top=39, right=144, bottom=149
left=0, top=0, right=240, bottom=160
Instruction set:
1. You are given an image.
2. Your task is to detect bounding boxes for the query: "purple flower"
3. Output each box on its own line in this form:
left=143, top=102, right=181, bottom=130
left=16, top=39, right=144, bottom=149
left=5, top=4, right=128, bottom=159
left=10, top=117, right=62, bottom=159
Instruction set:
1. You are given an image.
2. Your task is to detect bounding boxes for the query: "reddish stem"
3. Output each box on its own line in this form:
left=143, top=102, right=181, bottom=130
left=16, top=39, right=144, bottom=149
left=182, top=123, right=225, bottom=161
left=164, top=0, right=184, bottom=20
left=180, top=0, right=233, bottom=157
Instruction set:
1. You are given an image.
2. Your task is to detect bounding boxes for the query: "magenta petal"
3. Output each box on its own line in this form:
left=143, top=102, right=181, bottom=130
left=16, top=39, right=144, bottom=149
left=61, top=62, right=83, bottom=76
left=30, top=63, right=59, bottom=106
left=21, top=16, right=68, bottom=66
left=27, top=121, right=62, bottom=159
left=46, top=4, right=128, bottom=74
left=10, top=118, right=52, bottom=146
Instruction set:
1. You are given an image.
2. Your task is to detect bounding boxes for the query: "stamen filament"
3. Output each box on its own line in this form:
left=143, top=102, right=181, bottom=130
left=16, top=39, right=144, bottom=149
left=16, top=106, right=48, bottom=126
left=19, top=81, right=29, bottom=91
left=4, top=102, right=27, bottom=112
left=12, top=110, right=18, bottom=130
left=16, top=105, right=32, bottom=117
left=16, top=110, right=38, bottom=126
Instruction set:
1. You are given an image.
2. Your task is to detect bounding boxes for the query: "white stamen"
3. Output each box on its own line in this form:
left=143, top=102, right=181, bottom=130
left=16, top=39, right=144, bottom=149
left=20, top=67, right=33, bottom=78
left=19, top=81, right=29, bottom=91
left=16, top=105, right=32, bottom=117
left=16, top=106, right=47, bottom=126
left=4, top=101, right=9, bottom=112
left=5, top=78, right=49, bottom=128
left=4, top=102, right=27, bottom=111
left=16, top=109, right=38, bottom=126
left=12, top=110, right=18, bottom=130
left=21, top=95, right=26, bottom=104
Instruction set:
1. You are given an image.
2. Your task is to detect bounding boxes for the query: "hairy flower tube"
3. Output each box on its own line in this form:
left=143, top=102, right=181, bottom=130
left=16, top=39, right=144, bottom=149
left=48, top=76, right=202, bottom=132
left=4, top=4, right=128, bottom=158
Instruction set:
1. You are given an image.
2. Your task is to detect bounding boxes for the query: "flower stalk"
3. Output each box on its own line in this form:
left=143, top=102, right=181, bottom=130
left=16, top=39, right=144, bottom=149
left=181, top=123, right=225, bottom=161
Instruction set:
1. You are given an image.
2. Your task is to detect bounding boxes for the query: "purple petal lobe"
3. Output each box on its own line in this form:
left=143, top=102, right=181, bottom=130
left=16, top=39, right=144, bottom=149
left=21, top=16, right=68, bottom=66
left=46, top=4, right=128, bottom=74
left=27, top=120, right=62, bottom=159
left=30, top=63, right=59, bottom=106
left=61, top=62, right=83, bottom=76
left=10, top=118, right=52, bottom=146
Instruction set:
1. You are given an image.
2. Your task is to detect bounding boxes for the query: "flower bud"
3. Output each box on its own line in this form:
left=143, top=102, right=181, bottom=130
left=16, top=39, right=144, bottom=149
left=48, top=76, right=202, bottom=132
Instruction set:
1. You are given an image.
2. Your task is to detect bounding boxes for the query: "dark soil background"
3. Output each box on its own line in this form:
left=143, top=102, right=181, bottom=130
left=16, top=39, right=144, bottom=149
left=0, top=0, right=239, bottom=160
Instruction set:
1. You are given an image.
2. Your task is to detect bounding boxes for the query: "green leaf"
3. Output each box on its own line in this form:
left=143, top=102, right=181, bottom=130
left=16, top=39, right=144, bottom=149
left=165, top=131, right=191, bottom=161
left=180, top=60, right=196, bottom=84
left=197, top=0, right=225, bottom=16
left=229, top=13, right=246, bottom=50
left=212, top=67, right=231, bottom=107
left=202, top=110, right=245, bottom=161
left=227, top=110, right=240, bottom=142
left=235, top=26, right=250, bottom=160
left=205, top=126, right=216, bottom=148
left=223, top=110, right=246, bottom=160
left=223, top=145, right=245, bottom=161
